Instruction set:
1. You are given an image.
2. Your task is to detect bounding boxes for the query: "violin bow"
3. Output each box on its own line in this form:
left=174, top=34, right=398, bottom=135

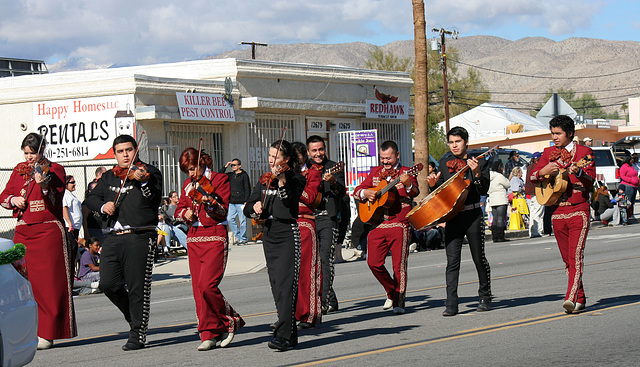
left=113, top=131, right=145, bottom=207
left=260, top=127, right=287, bottom=206
left=191, top=138, right=204, bottom=214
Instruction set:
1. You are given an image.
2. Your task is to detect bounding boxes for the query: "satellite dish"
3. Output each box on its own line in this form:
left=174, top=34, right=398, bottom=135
left=224, top=77, right=234, bottom=106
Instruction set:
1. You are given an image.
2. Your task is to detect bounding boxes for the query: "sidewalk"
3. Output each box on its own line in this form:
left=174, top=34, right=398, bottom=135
left=152, top=242, right=359, bottom=286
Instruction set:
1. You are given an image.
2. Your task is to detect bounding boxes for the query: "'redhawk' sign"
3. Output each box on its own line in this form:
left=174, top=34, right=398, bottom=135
left=365, top=88, right=408, bottom=120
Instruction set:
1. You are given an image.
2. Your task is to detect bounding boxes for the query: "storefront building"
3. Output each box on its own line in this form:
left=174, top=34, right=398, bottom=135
left=0, top=58, right=414, bottom=237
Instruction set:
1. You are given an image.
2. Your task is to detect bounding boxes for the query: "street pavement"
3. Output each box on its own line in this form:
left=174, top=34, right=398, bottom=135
left=28, top=220, right=640, bottom=367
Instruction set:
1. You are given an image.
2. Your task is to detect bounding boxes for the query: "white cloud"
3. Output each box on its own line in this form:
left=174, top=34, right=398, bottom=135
left=0, top=0, right=602, bottom=66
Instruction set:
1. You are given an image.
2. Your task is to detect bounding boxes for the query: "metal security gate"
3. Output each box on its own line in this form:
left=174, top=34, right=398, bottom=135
left=165, top=122, right=224, bottom=187
left=148, top=145, right=180, bottom=195
left=246, top=114, right=303, bottom=184
left=362, top=118, right=413, bottom=166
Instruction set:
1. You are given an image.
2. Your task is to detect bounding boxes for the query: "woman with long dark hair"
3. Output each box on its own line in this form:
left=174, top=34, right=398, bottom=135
left=0, top=133, right=77, bottom=349
left=244, top=139, right=305, bottom=351
left=174, top=148, right=244, bottom=351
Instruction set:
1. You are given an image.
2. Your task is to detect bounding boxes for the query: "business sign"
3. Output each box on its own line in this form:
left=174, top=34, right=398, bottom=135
left=176, top=92, right=235, bottom=122
left=349, top=130, right=378, bottom=187
left=33, top=94, right=136, bottom=162
left=366, top=100, right=409, bottom=120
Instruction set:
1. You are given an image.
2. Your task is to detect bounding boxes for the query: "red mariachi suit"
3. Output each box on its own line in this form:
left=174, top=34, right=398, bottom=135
left=0, top=161, right=77, bottom=340
left=530, top=143, right=595, bottom=305
left=353, top=165, right=419, bottom=309
left=175, top=170, right=245, bottom=341
left=295, top=164, right=323, bottom=324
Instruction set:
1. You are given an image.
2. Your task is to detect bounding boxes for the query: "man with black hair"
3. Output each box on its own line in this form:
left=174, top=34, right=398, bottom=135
left=504, top=150, right=523, bottom=177
left=84, top=134, right=162, bottom=351
left=530, top=115, right=595, bottom=314
left=426, top=126, right=491, bottom=316
left=306, top=135, right=346, bottom=314
left=219, top=158, right=251, bottom=245
left=354, top=140, right=419, bottom=315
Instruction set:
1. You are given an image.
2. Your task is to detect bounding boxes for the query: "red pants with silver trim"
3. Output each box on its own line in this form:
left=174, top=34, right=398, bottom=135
left=295, top=218, right=322, bottom=324
left=187, top=225, right=245, bottom=341
left=366, top=221, right=410, bottom=308
left=552, top=203, right=589, bottom=304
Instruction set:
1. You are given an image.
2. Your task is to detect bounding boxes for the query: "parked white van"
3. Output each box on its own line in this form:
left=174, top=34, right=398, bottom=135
left=591, top=146, right=619, bottom=190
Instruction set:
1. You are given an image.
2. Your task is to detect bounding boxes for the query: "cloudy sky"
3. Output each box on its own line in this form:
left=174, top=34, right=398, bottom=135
left=0, top=0, right=634, bottom=67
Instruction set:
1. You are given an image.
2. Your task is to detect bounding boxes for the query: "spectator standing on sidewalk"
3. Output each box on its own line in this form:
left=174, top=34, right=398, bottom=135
left=63, top=175, right=83, bottom=265
left=82, top=166, right=107, bottom=244
left=524, top=152, right=544, bottom=237
left=504, top=150, right=523, bottom=178
left=618, top=154, right=638, bottom=220
left=219, top=159, right=251, bottom=245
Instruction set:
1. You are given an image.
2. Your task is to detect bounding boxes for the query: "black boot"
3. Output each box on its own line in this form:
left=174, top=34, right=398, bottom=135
left=495, top=227, right=509, bottom=242
left=491, top=226, right=499, bottom=242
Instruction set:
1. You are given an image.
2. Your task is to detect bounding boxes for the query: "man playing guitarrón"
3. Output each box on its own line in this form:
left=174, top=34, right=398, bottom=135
left=354, top=140, right=419, bottom=315
left=530, top=115, right=595, bottom=314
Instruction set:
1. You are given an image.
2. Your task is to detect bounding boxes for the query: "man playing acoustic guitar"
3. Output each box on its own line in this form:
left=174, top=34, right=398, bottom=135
left=426, top=126, right=492, bottom=317
left=354, top=140, right=419, bottom=315
left=530, top=115, right=595, bottom=314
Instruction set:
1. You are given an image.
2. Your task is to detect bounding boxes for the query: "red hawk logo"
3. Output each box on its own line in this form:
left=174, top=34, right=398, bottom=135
left=375, top=88, right=398, bottom=104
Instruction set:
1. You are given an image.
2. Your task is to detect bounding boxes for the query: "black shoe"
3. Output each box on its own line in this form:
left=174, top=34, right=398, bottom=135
left=268, top=337, right=294, bottom=351
left=442, top=306, right=458, bottom=316
left=270, top=320, right=278, bottom=329
left=122, top=341, right=145, bottom=351
left=297, top=322, right=315, bottom=330
left=327, top=303, right=339, bottom=313
left=477, top=298, right=492, bottom=312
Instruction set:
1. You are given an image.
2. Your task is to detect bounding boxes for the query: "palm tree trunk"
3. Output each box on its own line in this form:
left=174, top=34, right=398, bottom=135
left=412, top=0, right=429, bottom=201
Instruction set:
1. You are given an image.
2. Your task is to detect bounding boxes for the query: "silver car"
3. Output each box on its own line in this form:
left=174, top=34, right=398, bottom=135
left=0, top=238, right=38, bottom=367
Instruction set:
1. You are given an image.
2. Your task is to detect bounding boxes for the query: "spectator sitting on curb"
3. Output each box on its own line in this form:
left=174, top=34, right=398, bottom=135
left=74, top=237, right=101, bottom=295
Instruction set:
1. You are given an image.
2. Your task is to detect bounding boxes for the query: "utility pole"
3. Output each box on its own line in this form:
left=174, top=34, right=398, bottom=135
left=239, top=41, right=268, bottom=59
left=432, top=28, right=458, bottom=132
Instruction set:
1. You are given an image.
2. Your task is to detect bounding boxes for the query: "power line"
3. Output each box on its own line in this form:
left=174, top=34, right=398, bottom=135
left=449, top=58, right=640, bottom=80
left=448, top=85, right=640, bottom=95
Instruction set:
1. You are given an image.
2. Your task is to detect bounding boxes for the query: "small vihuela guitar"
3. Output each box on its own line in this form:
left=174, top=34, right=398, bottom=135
left=535, top=155, right=594, bottom=205
left=359, top=163, right=423, bottom=224
left=312, top=161, right=346, bottom=208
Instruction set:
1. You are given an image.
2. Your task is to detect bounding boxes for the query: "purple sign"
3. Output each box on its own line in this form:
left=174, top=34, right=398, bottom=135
left=349, top=130, right=378, bottom=187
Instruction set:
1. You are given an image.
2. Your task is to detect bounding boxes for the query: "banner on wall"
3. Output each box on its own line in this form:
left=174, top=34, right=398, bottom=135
left=33, top=94, right=136, bottom=161
left=176, top=92, right=235, bottom=121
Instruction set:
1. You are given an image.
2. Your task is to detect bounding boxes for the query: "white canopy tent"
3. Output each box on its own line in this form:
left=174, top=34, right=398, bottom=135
left=439, top=103, right=547, bottom=140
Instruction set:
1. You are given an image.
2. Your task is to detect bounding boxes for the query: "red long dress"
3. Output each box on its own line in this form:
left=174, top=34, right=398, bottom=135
left=295, top=164, right=323, bottom=325
left=0, top=161, right=77, bottom=340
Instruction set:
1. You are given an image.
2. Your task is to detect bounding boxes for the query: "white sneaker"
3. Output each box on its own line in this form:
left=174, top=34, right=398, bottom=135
left=409, top=243, right=418, bottom=252
left=90, top=281, right=100, bottom=289
left=197, top=339, right=216, bottom=351
left=219, top=332, right=234, bottom=348
left=393, top=307, right=405, bottom=315
left=383, top=298, right=393, bottom=310
left=37, top=337, right=53, bottom=350
left=563, top=300, right=575, bottom=314
left=572, top=302, right=586, bottom=314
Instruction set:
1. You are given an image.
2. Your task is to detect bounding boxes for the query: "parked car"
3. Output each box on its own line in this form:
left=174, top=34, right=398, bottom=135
left=0, top=238, right=38, bottom=367
left=591, top=146, right=619, bottom=190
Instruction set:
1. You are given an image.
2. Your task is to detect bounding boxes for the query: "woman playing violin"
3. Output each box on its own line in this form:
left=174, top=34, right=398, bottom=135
left=174, top=147, right=244, bottom=351
left=244, top=139, right=305, bottom=351
left=0, top=132, right=77, bottom=349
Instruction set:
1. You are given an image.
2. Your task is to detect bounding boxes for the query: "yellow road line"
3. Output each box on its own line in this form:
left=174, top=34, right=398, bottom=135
left=293, top=301, right=640, bottom=367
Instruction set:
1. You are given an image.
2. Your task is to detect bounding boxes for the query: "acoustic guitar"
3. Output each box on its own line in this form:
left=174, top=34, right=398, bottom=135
left=312, top=161, right=346, bottom=208
left=535, top=155, right=594, bottom=206
left=359, top=163, right=423, bottom=224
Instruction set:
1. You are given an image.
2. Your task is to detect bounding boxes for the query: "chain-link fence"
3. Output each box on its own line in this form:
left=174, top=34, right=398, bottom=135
left=0, top=164, right=111, bottom=240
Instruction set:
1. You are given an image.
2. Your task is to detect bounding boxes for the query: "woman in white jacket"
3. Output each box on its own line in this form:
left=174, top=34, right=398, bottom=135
left=488, top=160, right=510, bottom=242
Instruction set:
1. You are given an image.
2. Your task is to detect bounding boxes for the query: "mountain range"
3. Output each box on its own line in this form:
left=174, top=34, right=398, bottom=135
left=49, top=36, right=640, bottom=115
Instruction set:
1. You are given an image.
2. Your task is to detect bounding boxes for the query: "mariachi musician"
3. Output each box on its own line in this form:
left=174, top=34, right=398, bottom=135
left=425, top=126, right=491, bottom=317
left=354, top=140, right=419, bottom=315
left=306, top=135, right=346, bottom=314
left=291, top=142, right=322, bottom=329
left=0, top=132, right=77, bottom=350
left=84, top=134, right=162, bottom=351
left=529, top=115, right=595, bottom=314
left=244, top=139, right=305, bottom=351
left=174, top=147, right=245, bottom=351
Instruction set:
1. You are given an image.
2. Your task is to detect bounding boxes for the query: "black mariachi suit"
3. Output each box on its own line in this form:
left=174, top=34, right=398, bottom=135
left=244, top=169, right=305, bottom=347
left=433, top=154, right=491, bottom=308
left=83, top=162, right=162, bottom=346
left=313, top=159, right=346, bottom=312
